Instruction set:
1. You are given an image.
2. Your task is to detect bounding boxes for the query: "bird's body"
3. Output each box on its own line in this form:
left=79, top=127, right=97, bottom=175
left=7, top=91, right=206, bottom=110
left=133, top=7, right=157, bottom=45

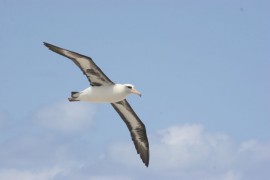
left=44, top=42, right=149, bottom=167
left=72, top=84, right=131, bottom=103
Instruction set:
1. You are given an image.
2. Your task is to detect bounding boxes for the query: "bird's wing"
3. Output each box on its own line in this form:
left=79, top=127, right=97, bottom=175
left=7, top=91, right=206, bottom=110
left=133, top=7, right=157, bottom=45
left=111, top=99, right=149, bottom=167
left=44, top=42, right=114, bottom=86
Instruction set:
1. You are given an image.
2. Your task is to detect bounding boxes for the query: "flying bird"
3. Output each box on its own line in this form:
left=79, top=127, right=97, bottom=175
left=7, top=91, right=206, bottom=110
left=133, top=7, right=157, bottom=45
left=44, top=42, right=149, bottom=167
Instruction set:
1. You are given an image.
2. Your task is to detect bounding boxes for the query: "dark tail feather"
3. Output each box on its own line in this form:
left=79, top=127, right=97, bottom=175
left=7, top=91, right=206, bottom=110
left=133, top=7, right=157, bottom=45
left=68, top=98, right=79, bottom=102
left=71, top=91, right=80, bottom=97
left=68, top=91, right=80, bottom=102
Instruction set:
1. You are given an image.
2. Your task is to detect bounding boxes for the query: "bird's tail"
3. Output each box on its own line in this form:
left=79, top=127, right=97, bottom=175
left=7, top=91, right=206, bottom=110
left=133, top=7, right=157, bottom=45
left=68, top=91, right=80, bottom=102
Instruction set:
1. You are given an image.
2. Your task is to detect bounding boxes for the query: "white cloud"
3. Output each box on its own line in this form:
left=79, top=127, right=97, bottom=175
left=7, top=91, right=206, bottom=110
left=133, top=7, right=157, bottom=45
left=238, top=139, right=270, bottom=162
left=1, top=118, right=269, bottom=180
left=89, top=175, right=132, bottom=180
left=108, top=123, right=270, bottom=180
left=152, top=124, right=236, bottom=169
left=109, top=124, right=235, bottom=169
left=0, top=167, right=63, bottom=180
left=219, top=171, right=242, bottom=180
left=33, top=101, right=96, bottom=133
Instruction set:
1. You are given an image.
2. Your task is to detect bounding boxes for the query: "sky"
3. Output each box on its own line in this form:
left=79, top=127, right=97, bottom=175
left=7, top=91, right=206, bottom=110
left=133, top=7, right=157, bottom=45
left=0, top=0, right=269, bottom=179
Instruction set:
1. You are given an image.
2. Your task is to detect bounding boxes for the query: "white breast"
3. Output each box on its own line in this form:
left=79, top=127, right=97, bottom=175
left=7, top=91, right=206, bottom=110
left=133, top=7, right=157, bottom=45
left=77, top=84, right=129, bottom=103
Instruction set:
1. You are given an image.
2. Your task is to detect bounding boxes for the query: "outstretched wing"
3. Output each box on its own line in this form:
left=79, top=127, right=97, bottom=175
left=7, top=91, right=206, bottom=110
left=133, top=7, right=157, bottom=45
left=44, top=42, right=114, bottom=86
left=111, top=99, right=149, bottom=167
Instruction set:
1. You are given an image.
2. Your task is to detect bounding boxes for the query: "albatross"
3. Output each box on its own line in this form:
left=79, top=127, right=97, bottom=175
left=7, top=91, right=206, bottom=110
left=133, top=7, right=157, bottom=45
left=43, top=42, right=149, bottom=167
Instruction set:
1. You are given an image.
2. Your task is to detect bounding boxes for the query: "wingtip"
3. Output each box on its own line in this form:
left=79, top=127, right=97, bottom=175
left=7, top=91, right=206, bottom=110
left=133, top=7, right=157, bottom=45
left=43, top=42, right=60, bottom=52
left=140, top=151, right=149, bottom=167
left=145, top=162, right=149, bottom=167
left=144, top=157, right=149, bottom=167
left=43, top=42, right=51, bottom=47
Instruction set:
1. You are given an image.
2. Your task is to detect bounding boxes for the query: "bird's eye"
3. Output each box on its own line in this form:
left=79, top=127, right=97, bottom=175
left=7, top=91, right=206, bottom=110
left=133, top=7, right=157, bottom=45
left=127, top=86, right=132, bottom=89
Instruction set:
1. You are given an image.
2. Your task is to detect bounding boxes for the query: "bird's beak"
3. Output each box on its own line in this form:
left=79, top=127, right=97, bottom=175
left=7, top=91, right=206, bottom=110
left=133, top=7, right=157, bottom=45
left=131, top=88, right=142, bottom=97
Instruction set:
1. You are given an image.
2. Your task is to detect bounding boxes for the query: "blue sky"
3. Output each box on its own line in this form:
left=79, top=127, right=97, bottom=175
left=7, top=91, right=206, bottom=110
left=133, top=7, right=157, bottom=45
left=0, top=0, right=269, bottom=179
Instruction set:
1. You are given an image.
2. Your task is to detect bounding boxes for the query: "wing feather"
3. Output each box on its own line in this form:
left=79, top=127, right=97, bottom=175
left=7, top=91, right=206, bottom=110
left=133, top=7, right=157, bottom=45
left=111, top=99, right=149, bottom=167
left=44, top=42, right=114, bottom=86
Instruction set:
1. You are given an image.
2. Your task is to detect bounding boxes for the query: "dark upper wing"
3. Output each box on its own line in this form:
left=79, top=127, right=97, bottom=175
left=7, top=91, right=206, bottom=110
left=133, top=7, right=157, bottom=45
left=111, top=99, right=149, bottom=167
left=44, top=42, right=114, bottom=86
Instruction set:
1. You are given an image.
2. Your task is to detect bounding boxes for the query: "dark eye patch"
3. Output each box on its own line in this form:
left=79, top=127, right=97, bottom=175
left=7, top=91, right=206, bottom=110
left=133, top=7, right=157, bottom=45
left=127, top=86, right=132, bottom=89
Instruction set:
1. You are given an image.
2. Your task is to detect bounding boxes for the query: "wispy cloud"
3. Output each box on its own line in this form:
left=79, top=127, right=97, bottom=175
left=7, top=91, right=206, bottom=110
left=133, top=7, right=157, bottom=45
left=33, top=101, right=96, bottom=133
left=89, top=175, right=133, bottom=180
left=1, top=111, right=269, bottom=180
left=108, top=124, right=270, bottom=180
left=0, top=167, right=63, bottom=180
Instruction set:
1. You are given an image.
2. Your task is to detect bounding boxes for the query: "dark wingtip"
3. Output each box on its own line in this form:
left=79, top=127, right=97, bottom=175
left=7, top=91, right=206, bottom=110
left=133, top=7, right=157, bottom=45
left=140, top=149, right=149, bottom=167
left=43, top=42, right=52, bottom=48
left=43, top=42, right=61, bottom=53
left=145, top=162, right=149, bottom=167
left=144, top=156, right=149, bottom=167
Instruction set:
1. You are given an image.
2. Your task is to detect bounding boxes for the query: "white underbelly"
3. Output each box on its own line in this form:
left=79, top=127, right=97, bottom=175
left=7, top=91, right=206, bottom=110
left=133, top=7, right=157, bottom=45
left=77, top=85, right=128, bottom=103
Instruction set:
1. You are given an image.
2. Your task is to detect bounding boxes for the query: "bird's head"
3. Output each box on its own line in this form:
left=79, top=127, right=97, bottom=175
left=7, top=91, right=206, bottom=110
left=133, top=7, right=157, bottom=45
left=124, top=84, right=142, bottom=97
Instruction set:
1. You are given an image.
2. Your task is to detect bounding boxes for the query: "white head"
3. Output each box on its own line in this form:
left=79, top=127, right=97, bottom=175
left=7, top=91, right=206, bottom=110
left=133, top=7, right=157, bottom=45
left=124, top=84, right=142, bottom=97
